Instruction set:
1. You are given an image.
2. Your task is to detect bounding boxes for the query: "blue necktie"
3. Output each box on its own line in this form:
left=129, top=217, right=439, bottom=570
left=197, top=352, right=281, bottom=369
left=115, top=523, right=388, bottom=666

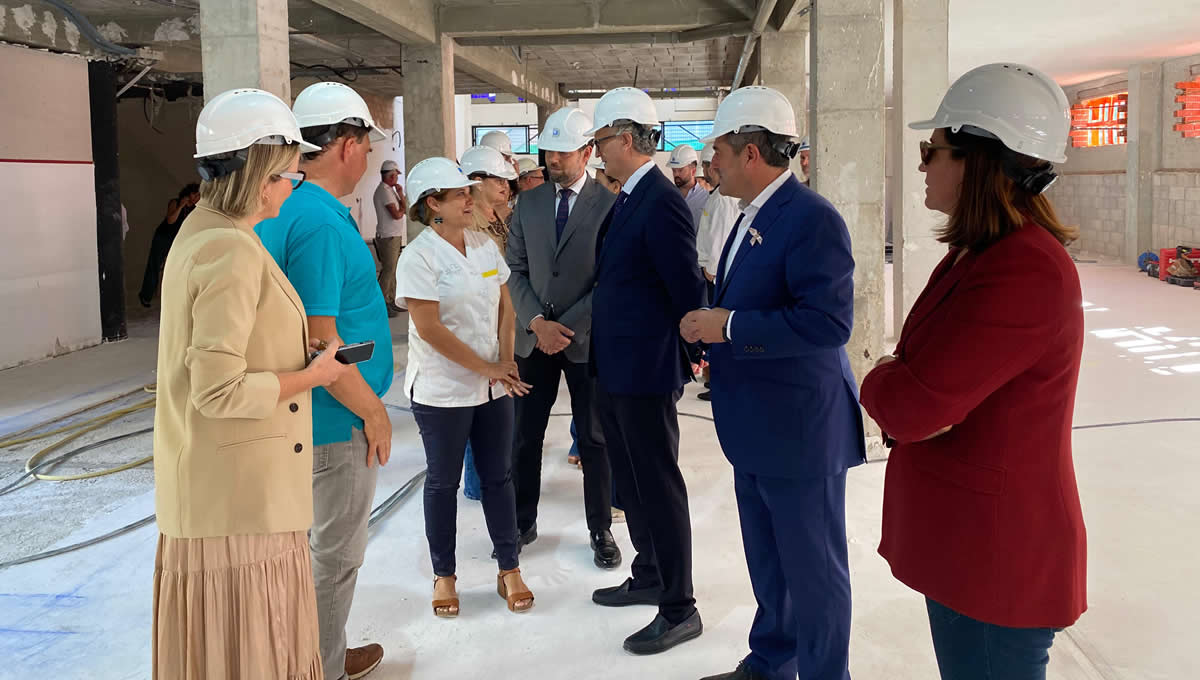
left=611, top=191, right=628, bottom=221
left=555, top=188, right=573, bottom=242
left=716, top=213, right=746, bottom=291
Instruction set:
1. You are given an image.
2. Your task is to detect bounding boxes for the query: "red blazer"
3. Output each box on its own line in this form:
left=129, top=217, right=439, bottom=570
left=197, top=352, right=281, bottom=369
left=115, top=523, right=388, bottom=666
left=861, top=221, right=1087, bottom=629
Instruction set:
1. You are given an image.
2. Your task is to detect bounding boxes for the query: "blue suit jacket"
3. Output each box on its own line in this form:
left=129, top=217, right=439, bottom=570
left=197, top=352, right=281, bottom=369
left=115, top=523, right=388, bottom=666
left=708, top=174, right=866, bottom=479
left=592, top=165, right=706, bottom=396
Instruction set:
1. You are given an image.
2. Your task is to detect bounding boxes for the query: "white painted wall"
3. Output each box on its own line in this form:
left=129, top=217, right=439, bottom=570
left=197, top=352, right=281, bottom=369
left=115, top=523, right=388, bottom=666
left=0, top=45, right=101, bottom=369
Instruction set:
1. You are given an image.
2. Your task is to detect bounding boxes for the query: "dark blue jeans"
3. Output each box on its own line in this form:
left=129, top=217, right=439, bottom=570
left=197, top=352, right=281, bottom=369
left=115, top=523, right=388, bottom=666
left=412, top=397, right=519, bottom=576
left=926, top=598, right=1059, bottom=680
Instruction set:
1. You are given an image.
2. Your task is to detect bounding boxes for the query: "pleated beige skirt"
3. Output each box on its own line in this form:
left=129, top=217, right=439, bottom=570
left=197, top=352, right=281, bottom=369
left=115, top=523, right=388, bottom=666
left=152, top=531, right=323, bottom=680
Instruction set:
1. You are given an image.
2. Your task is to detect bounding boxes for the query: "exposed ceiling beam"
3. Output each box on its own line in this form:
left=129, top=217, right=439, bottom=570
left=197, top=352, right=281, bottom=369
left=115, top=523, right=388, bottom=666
left=731, top=0, right=779, bottom=90
left=440, top=0, right=747, bottom=37
left=310, top=0, right=437, bottom=46
left=769, top=0, right=810, bottom=31
left=454, top=43, right=567, bottom=110
left=453, top=21, right=752, bottom=47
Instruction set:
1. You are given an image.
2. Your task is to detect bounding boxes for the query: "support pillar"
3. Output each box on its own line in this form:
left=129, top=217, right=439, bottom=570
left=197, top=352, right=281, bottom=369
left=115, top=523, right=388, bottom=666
left=760, top=27, right=808, bottom=179
left=403, top=35, right=456, bottom=172
left=809, top=0, right=886, bottom=445
left=892, top=0, right=949, bottom=326
left=89, top=61, right=126, bottom=343
left=198, top=0, right=291, bottom=101
left=1126, top=61, right=1163, bottom=264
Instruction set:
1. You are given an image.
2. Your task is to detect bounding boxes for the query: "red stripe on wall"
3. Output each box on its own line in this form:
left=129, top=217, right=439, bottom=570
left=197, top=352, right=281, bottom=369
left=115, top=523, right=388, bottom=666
left=0, top=158, right=94, bottom=165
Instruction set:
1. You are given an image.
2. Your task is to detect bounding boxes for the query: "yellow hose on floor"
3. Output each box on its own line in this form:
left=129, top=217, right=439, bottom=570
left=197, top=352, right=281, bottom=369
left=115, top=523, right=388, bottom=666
left=0, top=384, right=157, bottom=482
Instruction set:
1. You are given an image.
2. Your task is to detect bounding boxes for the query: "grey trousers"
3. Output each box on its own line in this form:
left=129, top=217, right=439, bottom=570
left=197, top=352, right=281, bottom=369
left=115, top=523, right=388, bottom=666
left=311, top=428, right=378, bottom=680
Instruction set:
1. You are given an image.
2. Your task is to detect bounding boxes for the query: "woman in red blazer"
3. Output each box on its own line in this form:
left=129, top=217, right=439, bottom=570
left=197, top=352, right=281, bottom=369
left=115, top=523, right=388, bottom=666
left=861, top=63, right=1087, bottom=680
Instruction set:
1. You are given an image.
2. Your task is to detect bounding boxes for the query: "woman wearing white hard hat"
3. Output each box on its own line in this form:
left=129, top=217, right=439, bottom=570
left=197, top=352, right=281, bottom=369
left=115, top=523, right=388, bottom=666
left=395, top=157, right=535, bottom=618
left=462, top=145, right=520, bottom=252
left=480, top=129, right=523, bottom=183
left=152, top=88, right=351, bottom=680
left=861, top=63, right=1086, bottom=680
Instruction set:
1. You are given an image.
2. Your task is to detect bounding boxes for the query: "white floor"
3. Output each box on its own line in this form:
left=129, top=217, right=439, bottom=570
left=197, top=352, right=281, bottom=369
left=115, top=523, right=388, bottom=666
left=0, top=262, right=1195, bottom=680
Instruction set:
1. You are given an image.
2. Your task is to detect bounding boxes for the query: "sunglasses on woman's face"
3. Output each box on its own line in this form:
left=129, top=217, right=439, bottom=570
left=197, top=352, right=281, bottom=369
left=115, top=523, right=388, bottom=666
left=275, top=171, right=306, bottom=189
left=919, top=140, right=960, bottom=166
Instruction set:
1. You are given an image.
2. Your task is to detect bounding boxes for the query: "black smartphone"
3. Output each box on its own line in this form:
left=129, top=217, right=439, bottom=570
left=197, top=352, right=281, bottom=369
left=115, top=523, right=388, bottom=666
left=311, top=340, right=375, bottom=365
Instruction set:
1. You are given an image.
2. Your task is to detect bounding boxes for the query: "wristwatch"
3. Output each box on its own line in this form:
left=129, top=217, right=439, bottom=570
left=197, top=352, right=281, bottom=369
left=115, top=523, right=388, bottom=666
left=721, top=318, right=731, bottom=343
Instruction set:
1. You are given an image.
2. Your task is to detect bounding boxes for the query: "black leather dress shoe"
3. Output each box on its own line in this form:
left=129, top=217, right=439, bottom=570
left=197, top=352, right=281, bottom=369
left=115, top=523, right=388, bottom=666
left=697, top=390, right=712, bottom=401
left=592, top=577, right=661, bottom=607
left=590, top=529, right=622, bottom=569
left=623, top=611, right=703, bottom=655
left=699, top=661, right=769, bottom=680
left=492, top=523, right=538, bottom=559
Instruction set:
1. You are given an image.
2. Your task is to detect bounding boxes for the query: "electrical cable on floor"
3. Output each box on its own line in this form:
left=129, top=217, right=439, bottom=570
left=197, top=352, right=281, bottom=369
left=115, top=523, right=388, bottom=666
left=0, top=427, right=153, bottom=498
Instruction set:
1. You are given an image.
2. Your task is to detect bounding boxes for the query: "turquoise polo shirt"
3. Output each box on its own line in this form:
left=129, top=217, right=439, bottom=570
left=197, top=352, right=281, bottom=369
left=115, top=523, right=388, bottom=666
left=255, top=182, right=394, bottom=446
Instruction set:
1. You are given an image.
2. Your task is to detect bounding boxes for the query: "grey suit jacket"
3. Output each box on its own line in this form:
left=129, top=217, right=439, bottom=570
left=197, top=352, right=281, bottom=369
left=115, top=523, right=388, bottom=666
left=506, top=175, right=616, bottom=362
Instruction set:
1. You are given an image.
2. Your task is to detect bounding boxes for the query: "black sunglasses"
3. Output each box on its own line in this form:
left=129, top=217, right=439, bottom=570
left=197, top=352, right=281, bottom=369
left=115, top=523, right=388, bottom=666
left=920, top=140, right=960, bottom=165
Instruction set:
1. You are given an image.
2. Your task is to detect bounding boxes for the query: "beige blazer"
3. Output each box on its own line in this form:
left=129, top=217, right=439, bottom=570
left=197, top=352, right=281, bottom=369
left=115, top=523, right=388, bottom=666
left=153, top=202, right=314, bottom=538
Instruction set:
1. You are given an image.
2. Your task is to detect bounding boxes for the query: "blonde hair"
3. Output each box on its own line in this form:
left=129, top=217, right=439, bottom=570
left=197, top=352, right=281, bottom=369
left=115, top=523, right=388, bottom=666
left=199, top=144, right=300, bottom=220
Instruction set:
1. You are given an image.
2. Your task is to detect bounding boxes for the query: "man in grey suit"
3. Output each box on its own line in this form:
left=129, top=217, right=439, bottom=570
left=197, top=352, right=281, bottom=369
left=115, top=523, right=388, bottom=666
left=506, top=107, right=621, bottom=569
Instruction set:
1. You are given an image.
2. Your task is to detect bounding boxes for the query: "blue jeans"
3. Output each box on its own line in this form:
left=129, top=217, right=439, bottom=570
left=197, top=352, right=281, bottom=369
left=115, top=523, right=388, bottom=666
left=463, top=442, right=482, bottom=501
left=926, top=598, right=1059, bottom=680
left=570, top=419, right=621, bottom=511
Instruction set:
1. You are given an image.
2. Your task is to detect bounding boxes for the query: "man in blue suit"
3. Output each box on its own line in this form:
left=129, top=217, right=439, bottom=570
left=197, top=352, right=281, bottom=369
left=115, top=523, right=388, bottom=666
left=681, top=87, right=866, bottom=680
left=586, top=86, right=708, bottom=656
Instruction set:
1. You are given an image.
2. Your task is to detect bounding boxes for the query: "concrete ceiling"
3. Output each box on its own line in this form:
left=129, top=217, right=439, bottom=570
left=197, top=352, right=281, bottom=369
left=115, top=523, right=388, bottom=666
left=521, top=38, right=747, bottom=92
left=950, top=0, right=1200, bottom=86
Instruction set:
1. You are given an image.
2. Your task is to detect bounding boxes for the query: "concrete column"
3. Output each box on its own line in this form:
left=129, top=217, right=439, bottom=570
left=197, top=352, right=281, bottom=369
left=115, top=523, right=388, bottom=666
left=809, top=0, right=887, bottom=445
left=760, top=27, right=809, bottom=179
left=536, top=104, right=550, bottom=131
left=891, top=0, right=949, bottom=327
left=402, top=35, right=456, bottom=172
left=199, top=0, right=290, bottom=101
left=1125, top=61, right=1163, bottom=264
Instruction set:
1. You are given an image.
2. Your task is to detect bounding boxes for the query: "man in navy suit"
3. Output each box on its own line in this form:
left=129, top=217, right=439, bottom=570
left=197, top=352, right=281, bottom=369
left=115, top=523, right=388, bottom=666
left=681, top=87, right=866, bottom=680
left=586, top=86, right=707, bottom=656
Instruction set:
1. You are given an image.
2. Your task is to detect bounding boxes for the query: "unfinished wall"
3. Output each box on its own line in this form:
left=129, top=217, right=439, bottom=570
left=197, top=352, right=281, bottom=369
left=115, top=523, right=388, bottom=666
left=0, top=45, right=101, bottom=369
left=1153, top=54, right=1200, bottom=251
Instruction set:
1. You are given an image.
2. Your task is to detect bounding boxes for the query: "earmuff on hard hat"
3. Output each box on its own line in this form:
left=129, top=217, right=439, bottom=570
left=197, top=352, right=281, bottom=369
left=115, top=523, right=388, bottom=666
left=1004, top=159, right=1059, bottom=195
left=728, top=124, right=801, bottom=159
left=195, top=148, right=249, bottom=181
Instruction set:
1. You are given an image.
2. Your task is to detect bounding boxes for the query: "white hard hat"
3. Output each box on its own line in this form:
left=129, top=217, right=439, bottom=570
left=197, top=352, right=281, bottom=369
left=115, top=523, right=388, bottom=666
left=700, top=144, right=715, bottom=163
left=381, top=160, right=400, bottom=173
left=480, top=130, right=515, bottom=157
left=540, top=107, right=594, bottom=152
left=588, top=157, right=606, bottom=170
left=909, top=63, right=1070, bottom=163
left=292, top=82, right=386, bottom=144
left=460, top=145, right=519, bottom=180
left=666, top=145, right=700, bottom=168
left=584, top=87, right=660, bottom=135
left=407, top=157, right=479, bottom=205
left=798, top=136, right=810, bottom=151
left=194, top=88, right=319, bottom=158
left=702, top=86, right=798, bottom=142
left=517, top=158, right=544, bottom=176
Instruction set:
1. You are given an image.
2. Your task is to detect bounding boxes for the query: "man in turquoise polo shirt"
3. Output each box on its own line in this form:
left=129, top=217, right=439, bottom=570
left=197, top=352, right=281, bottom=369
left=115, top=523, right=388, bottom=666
left=255, top=82, right=393, bottom=680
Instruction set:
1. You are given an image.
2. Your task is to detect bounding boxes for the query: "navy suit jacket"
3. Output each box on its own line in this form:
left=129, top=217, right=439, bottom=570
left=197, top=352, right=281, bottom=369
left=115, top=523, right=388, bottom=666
left=592, top=165, right=706, bottom=396
left=708, top=174, right=866, bottom=479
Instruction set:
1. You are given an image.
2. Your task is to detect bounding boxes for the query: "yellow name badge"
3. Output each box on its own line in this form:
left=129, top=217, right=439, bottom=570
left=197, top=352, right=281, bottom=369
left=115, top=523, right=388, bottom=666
left=481, top=269, right=499, bottom=278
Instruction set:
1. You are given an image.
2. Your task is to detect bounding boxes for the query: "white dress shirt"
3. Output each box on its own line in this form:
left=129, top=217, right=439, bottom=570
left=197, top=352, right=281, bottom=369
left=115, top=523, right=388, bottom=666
left=555, top=170, right=589, bottom=216
left=696, top=187, right=741, bottom=274
left=622, top=159, right=658, bottom=196
left=721, top=169, right=794, bottom=340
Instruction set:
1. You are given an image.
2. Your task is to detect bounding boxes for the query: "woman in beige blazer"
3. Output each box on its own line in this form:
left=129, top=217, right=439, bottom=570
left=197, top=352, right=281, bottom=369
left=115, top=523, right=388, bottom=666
left=152, top=88, right=350, bottom=680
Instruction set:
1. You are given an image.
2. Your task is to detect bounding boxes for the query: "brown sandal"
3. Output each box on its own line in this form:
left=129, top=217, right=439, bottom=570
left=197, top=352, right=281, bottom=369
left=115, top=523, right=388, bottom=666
left=432, top=575, right=459, bottom=618
left=497, top=568, right=535, bottom=613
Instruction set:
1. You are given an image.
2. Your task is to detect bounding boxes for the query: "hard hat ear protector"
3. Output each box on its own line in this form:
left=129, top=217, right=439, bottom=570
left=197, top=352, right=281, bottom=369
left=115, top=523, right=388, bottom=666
left=728, top=125, right=801, bottom=159
left=301, top=118, right=369, bottom=148
left=195, top=148, right=249, bottom=181
left=1002, top=154, right=1059, bottom=195
left=953, top=127, right=1059, bottom=196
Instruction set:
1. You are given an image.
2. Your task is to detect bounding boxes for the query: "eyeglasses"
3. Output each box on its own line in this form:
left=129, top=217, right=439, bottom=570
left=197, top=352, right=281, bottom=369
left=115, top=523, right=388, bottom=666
left=920, top=140, right=960, bottom=165
left=275, top=171, right=306, bottom=189
left=593, top=132, right=624, bottom=147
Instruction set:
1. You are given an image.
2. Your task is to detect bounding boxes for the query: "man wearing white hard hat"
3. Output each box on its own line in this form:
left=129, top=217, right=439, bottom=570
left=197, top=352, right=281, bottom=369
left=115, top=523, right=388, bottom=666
left=256, top=81, right=392, bottom=680
left=797, top=136, right=811, bottom=184
left=516, top=157, right=546, bottom=194
left=666, top=144, right=708, bottom=228
left=681, top=85, right=864, bottom=680
left=861, top=63, right=1085, bottom=680
left=586, top=86, right=707, bottom=655
left=374, top=159, right=407, bottom=318
left=504, top=106, right=622, bottom=572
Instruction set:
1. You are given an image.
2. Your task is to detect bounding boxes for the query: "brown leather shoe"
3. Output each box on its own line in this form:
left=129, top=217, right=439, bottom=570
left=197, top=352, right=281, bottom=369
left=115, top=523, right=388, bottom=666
left=345, top=644, right=384, bottom=680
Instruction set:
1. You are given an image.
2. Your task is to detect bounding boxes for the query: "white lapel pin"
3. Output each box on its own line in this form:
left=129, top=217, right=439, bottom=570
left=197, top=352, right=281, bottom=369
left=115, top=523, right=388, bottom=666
left=748, top=227, right=763, bottom=246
